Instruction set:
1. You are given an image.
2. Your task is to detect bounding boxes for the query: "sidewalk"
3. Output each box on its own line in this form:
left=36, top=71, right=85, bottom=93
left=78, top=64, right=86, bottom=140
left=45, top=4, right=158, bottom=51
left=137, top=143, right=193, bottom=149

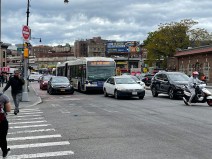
left=0, top=83, right=42, bottom=110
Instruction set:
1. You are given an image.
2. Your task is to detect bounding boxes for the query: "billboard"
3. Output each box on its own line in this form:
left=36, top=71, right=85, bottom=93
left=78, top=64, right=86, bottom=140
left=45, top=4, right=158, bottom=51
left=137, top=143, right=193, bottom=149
left=106, top=41, right=140, bottom=54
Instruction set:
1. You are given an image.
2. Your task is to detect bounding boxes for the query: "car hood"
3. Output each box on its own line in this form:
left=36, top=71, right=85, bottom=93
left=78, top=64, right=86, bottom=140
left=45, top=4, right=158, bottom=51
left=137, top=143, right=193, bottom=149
left=116, top=84, right=143, bottom=89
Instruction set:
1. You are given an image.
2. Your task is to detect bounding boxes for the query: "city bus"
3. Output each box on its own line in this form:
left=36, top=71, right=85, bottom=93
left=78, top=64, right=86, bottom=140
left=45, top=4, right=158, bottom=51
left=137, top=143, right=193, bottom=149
left=56, top=57, right=116, bottom=92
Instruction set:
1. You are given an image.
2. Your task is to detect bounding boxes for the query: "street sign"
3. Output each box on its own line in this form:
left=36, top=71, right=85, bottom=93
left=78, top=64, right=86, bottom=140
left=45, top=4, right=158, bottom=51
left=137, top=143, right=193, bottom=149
left=17, top=48, right=24, bottom=51
left=22, top=25, right=30, bottom=41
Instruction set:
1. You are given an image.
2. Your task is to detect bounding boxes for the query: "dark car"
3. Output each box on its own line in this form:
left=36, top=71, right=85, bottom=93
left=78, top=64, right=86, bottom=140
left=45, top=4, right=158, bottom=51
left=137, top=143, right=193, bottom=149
left=39, top=75, right=52, bottom=90
left=138, top=74, right=154, bottom=86
left=47, top=76, right=74, bottom=95
left=150, top=71, right=189, bottom=99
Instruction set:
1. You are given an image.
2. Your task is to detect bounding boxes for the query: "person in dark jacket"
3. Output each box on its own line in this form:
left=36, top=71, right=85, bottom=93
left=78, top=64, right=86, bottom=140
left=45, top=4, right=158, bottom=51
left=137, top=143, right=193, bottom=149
left=3, top=70, right=25, bottom=115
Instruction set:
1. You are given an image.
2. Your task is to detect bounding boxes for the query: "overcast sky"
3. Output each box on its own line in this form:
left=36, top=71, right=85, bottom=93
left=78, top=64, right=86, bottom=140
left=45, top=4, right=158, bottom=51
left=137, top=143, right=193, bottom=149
left=1, top=0, right=212, bottom=46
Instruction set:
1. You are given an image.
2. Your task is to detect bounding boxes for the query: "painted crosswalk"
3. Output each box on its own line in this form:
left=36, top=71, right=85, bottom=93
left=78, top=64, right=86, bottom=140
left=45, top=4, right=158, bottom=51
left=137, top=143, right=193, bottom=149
left=1, top=108, right=74, bottom=159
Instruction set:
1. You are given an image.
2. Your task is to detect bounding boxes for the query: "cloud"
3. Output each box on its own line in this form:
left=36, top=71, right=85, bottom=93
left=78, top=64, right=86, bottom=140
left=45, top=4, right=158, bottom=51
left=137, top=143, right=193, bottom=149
left=1, top=0, right=212, bottom=46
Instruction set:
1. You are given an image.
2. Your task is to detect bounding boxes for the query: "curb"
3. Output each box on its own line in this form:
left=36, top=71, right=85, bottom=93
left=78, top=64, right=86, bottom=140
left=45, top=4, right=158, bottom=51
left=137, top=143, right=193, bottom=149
left=20, top=84, right=43, bottom=108
left=27, top=84, right=43, bottom=107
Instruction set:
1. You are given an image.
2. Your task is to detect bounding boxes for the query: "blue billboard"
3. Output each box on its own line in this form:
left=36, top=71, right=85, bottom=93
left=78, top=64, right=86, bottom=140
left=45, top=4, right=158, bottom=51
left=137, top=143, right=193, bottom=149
left=106, top=41, right=139, bottom=54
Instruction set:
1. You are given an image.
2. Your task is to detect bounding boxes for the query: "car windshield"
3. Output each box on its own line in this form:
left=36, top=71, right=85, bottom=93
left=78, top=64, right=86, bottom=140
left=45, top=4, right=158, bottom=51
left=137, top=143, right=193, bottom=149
left=129, top=76, right=140, bottom=81
left=115, top=78, right=137, bottom=84
left=168, top=74, right=189, bottom=81
left=52, top=77, right=69, bottom=83
left=43, top=76, right=51, bottom=81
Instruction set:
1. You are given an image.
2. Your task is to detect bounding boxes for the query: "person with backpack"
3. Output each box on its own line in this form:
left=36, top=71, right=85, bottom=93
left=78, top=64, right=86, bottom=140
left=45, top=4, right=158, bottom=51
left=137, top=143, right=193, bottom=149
left=3, top=70, right=24, bottom=115
left=0, top=93, right=11, bottom=158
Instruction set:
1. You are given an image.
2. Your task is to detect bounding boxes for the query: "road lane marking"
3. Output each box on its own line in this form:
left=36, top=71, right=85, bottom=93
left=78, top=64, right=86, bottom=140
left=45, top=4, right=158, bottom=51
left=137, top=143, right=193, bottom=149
left=8, top=141, right=70, bottom=149
left=102, top=109, right=119, bottom=113
left=18, top=110, right=41, bottom=112
left=10, top=124, right=51, bottom=129
left=18, top=112, right=43, bottom=115
left=9, top=114, right=42, bottom=118
left=8, top=134, right=61, bottom=141
left=6, top=150, right=74, bottom=158
left=9, top=117, right=44, bottom=121
left=8, top=129, right=55, bottom=135
left=10, top=120, right=47, bottom=125
left=59, top=108, right=70, bottom=114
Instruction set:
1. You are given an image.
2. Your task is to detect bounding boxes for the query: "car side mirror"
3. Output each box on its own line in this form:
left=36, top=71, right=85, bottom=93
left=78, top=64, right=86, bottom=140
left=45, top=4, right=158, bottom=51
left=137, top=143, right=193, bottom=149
left=137, top=81, right=141, bottom=84
left=110, top=81, right=115, bottom=85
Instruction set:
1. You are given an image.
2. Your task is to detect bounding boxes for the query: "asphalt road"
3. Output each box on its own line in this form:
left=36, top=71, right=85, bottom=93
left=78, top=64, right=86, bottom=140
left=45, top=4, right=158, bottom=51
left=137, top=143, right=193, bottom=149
left=4, top=83, right=212, bottom=159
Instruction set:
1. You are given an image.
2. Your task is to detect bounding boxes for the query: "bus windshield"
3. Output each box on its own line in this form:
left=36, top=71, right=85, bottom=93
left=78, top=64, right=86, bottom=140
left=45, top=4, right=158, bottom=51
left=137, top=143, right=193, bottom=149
left=87, top=66, right=115, bottom=81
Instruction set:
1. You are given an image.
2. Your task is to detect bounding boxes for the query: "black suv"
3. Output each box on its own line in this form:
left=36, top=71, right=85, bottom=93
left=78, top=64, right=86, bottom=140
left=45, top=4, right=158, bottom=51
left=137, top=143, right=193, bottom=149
left=150, top=71, right=189, bottom=99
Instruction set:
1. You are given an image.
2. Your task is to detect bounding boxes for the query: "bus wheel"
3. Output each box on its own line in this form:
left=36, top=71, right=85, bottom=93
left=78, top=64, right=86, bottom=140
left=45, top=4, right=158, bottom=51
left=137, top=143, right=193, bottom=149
left=78, top=83, right=81, bottom=92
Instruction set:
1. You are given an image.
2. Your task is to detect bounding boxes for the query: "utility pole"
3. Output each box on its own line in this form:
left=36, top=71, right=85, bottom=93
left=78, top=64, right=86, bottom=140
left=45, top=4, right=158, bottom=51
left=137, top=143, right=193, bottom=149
left=22, top=0, right=30, bottom=102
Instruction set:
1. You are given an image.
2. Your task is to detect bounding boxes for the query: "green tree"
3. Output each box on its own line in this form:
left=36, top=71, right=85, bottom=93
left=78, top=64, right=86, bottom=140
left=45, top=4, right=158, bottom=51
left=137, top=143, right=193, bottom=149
left=143, top=19, right=211, bottom=68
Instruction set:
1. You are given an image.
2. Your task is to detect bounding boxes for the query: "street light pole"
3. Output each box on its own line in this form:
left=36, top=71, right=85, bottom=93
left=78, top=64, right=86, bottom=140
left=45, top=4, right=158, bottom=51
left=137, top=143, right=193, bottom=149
left=22, top=0, right=30, bottom=101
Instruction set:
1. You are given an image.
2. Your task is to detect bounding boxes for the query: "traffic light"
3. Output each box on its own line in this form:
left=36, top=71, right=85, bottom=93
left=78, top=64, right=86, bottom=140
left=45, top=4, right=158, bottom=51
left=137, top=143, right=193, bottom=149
left=24, top=48, right=29, bottom=58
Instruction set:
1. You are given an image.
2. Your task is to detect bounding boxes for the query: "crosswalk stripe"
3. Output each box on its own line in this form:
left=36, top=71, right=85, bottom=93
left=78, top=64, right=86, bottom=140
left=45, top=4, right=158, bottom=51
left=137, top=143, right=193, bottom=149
left=8, top=141, right=70, bottom=149
left=6, top=150, right=74, bottom=159
left=10, top=120, right=47, bottom=125
left=10, top=124, right=51, bottom=129
left=8, top=134, right=61, bottom=141
left=18, top=112, right=43, bottom=115
left=18, top=109, right=41, bottom=112
left=9, top=117, right=44, bottom=121
left=8, top=129, right=55, bottom=135
left=9, top=114, right=42, bottom=118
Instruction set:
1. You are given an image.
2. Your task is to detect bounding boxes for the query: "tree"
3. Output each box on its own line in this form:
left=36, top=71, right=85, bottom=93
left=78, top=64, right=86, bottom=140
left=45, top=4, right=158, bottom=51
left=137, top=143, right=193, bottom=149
left=143, top=19, right=212, bottom=68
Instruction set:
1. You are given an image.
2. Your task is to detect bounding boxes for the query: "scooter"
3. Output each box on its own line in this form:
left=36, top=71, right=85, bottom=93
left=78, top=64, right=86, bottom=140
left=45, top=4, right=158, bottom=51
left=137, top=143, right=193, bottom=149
left=183, top=83, right=212, bottom=106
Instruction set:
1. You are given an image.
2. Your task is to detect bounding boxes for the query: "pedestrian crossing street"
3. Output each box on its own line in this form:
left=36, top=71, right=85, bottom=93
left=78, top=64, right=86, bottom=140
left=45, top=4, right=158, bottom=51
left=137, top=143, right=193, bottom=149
left=1, top=108, right=74, bottom=159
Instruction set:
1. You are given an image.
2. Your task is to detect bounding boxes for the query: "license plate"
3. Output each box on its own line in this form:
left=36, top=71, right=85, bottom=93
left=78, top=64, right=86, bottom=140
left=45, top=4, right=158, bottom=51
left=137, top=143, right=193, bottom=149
left=60, top=89, right=65, bottom=91
left=132, top=92, right=137, bottom=95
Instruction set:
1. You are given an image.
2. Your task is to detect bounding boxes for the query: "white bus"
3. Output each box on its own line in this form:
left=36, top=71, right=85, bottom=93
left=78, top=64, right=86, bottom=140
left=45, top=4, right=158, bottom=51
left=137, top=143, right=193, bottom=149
left=56, top=57, right=116, bottom=92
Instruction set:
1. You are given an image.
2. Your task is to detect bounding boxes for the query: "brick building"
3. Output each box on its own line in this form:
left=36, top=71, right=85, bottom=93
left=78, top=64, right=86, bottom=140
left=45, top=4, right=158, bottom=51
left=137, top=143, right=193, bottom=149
left=173, top=45, right=212, bottom=83
left=74, top=37, right=106, bottom=57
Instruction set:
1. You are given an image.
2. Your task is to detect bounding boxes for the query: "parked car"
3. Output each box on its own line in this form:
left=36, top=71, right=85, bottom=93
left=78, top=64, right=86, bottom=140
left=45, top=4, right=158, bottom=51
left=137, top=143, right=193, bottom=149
left=122, top=75, right=145, bottom=89
left=150, top=71, right=189, bottom=99
left=39, top=75, right=53, bottom=90
left=103, top=76, right=145, bottom=99
left=47, top=76, right=74, bottom=95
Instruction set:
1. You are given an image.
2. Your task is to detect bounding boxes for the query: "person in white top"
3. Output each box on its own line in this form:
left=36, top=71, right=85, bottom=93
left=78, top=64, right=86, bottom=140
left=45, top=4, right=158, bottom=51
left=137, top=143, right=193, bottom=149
left=187, top=71, right=203, bottom=105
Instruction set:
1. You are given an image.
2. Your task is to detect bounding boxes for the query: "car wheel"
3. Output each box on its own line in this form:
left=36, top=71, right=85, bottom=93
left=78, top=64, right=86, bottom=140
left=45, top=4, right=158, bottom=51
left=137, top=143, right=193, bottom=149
left=168, top=88, right=175, bottom=99
left=49, top=88, right=53, bottom=95
left=207, top=99, right=212, bottom=106
left=151, top=87, right=158, bottom=97
left=70, top=89, right=74, bottom=95
left=104, top=89, right=108, bottom=97
left=139, top=95, right=144, bottom=99
left=114, top=90, right=119, bottom=99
